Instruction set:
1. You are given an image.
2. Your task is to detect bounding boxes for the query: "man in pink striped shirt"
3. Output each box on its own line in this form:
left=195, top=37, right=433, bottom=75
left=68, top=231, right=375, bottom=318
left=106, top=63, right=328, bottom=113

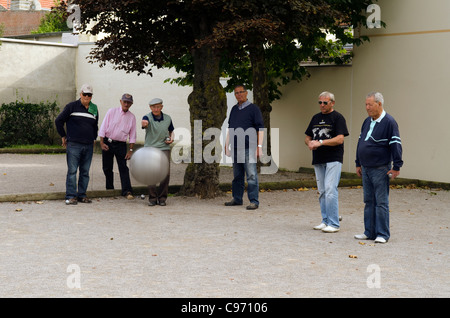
left=99, top=94, right=137, bottom=199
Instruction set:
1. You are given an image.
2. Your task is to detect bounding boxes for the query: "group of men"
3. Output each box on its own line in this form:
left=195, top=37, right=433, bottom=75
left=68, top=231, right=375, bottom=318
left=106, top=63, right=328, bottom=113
left=55, top=83, right=403, bottom=243
left=55, top=84, right=174, bottom=207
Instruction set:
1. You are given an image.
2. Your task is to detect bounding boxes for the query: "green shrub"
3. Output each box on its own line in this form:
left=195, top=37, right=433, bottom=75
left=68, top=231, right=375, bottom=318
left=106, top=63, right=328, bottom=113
left=0, top=99, right=60, bottom=147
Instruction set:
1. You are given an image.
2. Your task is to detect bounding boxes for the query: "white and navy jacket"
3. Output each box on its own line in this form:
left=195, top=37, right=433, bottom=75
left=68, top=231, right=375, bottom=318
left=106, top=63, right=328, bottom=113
left=355, top=111, right=403, bottom=171
left=55, top=99, right=98, bottom=144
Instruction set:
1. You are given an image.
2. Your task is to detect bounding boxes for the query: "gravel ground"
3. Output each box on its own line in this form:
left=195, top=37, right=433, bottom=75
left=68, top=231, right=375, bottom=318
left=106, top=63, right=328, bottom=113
left=0, top=153, right=449, bottom=298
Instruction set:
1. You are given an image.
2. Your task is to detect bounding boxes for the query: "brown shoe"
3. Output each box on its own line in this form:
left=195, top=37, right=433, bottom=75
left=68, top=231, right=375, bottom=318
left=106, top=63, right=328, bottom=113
left=126, top=192, right=134, bottom=200
left=78, top=197, right=92, bottom=203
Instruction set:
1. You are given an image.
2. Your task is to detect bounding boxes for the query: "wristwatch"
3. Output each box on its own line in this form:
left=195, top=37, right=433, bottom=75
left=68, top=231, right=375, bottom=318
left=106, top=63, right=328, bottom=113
left=129, top=148, right=133, bottom=152
left=319, top=140, right=323, bottom=144
left=257, top=145, right=263, bottom=148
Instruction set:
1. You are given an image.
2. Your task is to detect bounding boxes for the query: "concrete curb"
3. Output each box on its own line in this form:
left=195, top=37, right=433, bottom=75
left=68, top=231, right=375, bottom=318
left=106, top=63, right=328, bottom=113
left=2, top=178, right=430, bottom=203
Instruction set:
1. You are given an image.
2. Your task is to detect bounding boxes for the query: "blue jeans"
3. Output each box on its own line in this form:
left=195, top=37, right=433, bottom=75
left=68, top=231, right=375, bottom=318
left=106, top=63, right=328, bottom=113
left=66, top=141, right=94, bottom=199
left=232, top=148, right=259, bottom=205
left=314, top=162, right=342, bottom=228
left=361, top=165, right=390, bottom=240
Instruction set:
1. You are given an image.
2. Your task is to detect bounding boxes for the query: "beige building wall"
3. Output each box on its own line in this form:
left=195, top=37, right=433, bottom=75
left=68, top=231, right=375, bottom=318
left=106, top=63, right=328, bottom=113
left=0, top=39, right=76, bottom=107
left=272, top=0, right=450, bottom=184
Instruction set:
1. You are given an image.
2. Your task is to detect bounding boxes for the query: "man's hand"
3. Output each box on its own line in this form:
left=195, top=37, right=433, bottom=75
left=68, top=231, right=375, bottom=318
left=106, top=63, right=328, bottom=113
left=356, top=166, right=362, bottom=177
left=61, top=137, right=67, bottom=148
left=100, top=142, right=109, bottom=151
left=388, top=170, right=400, bottom=179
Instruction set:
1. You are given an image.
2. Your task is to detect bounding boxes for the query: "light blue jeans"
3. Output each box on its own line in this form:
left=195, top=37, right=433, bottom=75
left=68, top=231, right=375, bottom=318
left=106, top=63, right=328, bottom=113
left=314, top=162, right=342, bottom=228
left=361, top=165, right=390, bottom=240
left=66, top=141, right=94, bottom=200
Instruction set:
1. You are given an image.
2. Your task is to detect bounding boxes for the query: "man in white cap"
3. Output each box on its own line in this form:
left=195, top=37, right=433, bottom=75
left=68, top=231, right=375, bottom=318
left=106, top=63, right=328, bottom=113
left=55, top=84, right=98, bottom=205
left=141, top=98, right=174, bottom=206
left=99, top=93, right=137, bottom=199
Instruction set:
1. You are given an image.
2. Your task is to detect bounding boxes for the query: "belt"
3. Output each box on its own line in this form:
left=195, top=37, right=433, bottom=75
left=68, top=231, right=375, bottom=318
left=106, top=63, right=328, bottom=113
left=104, top=137, right=125, bottom=144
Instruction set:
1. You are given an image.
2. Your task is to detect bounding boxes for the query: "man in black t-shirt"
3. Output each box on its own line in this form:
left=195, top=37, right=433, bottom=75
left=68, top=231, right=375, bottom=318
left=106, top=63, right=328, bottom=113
left=305, top=91, right=349, bottom=233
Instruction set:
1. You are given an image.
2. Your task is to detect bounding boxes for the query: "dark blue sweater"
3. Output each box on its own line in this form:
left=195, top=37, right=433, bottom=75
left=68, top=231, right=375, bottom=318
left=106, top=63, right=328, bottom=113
left=355, top=112, right=403, bottom=170
left=228, top=102, right=264, bottom=149
left=55, top=99, right=98, bottom=144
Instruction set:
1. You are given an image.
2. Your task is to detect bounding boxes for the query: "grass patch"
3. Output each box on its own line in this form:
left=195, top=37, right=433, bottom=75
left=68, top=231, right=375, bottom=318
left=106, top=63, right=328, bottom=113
left=5, top=144, right=63, bottom=149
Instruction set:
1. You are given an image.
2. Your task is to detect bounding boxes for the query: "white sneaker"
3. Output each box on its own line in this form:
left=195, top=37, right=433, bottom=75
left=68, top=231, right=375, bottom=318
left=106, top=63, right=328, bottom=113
left=313, top=223, right=327, bottom=230
left=375, top=237, right=387, bottom=244
left=354, top=234, right=369, bottom=240
left=322, top=225, right=340, bottom=233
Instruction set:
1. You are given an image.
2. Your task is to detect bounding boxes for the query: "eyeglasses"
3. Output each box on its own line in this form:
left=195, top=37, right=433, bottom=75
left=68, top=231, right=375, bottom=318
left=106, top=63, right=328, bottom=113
left=235, top=91, right=247, bottom=95
left=318, top=101, right=329, bottom=105
left=82, top=93, right=93, bottom=97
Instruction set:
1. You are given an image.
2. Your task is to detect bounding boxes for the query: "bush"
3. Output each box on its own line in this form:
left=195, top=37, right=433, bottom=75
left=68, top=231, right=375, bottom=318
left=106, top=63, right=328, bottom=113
left=0, top=99, right=60, bottom=147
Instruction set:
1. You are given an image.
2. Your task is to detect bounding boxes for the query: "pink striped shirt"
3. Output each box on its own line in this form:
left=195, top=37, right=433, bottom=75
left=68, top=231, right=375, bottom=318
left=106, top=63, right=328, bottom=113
left=99, top=107, right=137, bottom=143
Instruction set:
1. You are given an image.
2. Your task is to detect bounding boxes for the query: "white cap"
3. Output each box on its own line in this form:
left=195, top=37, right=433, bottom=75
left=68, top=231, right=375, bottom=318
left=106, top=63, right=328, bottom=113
left=80, top=84, right=93, bottom=94
left=149, top=98, right=163, bottom=105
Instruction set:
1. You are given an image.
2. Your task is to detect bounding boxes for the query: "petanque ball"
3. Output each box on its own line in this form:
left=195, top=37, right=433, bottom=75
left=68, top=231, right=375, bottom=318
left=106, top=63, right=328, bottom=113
left=129, top=147, right=169, bottom=185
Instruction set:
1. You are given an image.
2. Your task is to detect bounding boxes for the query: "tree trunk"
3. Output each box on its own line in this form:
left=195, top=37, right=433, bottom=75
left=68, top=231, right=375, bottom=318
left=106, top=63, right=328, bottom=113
left=249, top=43, right=272, bottom=158
left=180, top=45, right=227, bottom=198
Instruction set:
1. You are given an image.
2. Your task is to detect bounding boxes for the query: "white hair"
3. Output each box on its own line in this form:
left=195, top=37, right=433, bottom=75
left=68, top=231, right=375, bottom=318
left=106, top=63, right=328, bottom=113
left=367, top=92, right=384, bottom=106
left=319, top=91, right=335, bottom=102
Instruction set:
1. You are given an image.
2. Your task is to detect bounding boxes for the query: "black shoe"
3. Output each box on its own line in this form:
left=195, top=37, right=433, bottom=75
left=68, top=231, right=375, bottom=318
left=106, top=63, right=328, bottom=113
left=148, top=201, right=157, bottom=206
left=246, top=203, right=258, bottom=210
left=225, top=199, right=242, bottom=206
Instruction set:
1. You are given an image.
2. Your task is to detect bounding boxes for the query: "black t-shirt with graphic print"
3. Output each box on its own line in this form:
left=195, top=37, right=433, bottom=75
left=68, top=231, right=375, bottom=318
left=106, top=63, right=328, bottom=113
left=305, top=110, right=349, bottom=165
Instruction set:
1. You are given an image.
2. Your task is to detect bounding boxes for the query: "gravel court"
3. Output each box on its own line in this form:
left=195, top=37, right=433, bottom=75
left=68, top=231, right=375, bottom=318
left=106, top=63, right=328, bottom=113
left=0, top=187, right=448, bottom=298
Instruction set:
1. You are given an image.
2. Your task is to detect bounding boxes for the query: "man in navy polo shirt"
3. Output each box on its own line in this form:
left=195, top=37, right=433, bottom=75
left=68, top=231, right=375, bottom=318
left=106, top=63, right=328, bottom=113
left=224, top=85, right=264, bottom=210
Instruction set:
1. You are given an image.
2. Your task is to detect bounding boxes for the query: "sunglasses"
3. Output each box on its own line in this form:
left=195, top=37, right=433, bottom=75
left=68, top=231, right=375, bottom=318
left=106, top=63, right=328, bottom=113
left=82, top=93, right=93, bottom=97
left=318, top=101, right=329, bottom=105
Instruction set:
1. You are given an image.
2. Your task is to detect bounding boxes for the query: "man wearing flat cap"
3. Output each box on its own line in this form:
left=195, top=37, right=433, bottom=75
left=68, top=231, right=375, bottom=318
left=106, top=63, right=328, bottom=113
left=141, top=98, right=174, bottom=206
left=99, top=93, right=137, bottom=199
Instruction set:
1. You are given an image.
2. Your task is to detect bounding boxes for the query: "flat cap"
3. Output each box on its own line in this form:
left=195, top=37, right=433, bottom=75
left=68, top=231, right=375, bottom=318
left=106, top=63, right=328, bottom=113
left=149, top=98, right=163, bottom=105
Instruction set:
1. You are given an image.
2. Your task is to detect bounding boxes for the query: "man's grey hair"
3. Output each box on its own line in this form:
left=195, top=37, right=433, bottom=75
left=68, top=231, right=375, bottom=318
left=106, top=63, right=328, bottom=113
left=319, top=91, right=335, bottom=102
left=367, top=92, right=384, bottom=106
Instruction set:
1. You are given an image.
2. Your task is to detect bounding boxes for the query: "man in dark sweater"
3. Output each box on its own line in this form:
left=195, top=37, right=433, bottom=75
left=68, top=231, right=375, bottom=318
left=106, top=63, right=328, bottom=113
left=55, top=84, right=99, bottom=205
left=354, top=92, right=403, bottom=243
left=224, top=85, right=264, bottom=210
